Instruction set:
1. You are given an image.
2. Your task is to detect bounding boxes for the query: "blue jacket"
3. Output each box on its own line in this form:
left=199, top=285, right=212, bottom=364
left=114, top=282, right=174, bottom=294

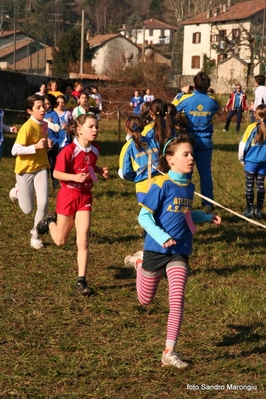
left=172, top=90, right=220, bottom=138
left=238, top=122, right=266, bottom=164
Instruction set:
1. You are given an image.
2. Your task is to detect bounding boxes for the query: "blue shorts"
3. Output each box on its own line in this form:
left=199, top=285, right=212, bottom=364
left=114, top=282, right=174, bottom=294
left=244, top=162, right=266, bottom=175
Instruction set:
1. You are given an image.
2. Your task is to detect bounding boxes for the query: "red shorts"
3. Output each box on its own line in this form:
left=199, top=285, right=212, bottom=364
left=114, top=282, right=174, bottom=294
left=56, top=188, right=92, bottom=215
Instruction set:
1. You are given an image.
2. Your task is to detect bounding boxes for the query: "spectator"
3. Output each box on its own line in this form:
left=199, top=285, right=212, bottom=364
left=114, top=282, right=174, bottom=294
left=223, top=84, right=248, bottom=133
left=254, top=74, right=266, bottom=110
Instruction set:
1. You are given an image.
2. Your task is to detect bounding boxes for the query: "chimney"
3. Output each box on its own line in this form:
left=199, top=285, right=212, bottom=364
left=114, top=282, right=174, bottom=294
left=207, top=9, right=210, bottom=18
left=227, top=0, right=231, bottom=7
left=222, top=4, right=226, bottom=12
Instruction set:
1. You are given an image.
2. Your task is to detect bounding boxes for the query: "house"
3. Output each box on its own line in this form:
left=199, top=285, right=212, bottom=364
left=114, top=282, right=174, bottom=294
left=119, top=18, right=177, bottom=46
left=217, top=55, right=249, bottom=93
left=0, top=30, right=51, bottom=75
left=87, top=33, right=140, bottom=75
left=180, top=0, right=265, bottom=79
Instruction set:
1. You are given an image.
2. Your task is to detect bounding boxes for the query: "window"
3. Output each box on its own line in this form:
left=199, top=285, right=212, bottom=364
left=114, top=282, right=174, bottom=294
left=192, top=32, right=201, bottom=44
left=191, top=56, right=200, bottom=68
left=149, top=29, right=153, bottom=37
left=218, top=30, right=227, bottom=40
left=232, top=28, right=240, bottom=43
left=217, top=54, right=224, bottom=63
left=210, top=34, right=219, bottom=43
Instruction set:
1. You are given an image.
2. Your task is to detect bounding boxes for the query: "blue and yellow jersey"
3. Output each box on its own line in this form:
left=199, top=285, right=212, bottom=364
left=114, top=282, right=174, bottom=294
left=172, top=90, right=220, bottom=137
left=140, top=174, right=195, bottom=254
left=141, top=121, right=155, bottom=138
left=238, top=122, right=266, bottom=164
left=118, top=135, right=160, bottom=194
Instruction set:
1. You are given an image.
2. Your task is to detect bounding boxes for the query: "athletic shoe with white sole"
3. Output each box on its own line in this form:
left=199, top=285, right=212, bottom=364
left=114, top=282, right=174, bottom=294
left=9, top=184, right=19, bottom=203
left=124, top=250, right=143, bottom=269
left=30, top=236, right=44, bottom=250
left=161, top=351, right=188, bottom=369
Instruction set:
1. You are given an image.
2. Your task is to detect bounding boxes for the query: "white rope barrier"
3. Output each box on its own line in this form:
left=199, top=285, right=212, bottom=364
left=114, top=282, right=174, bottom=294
left=151, top=165, right=266, bottom=229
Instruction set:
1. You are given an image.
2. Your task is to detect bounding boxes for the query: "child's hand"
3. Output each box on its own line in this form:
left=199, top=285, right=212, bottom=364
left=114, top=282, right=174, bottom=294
left=35, top=138, right=48, bottom=149
left=211, top=215, right=221, bottom=225
left=47, top=139, right=53, bottom=149
left=75, top=172, right=89, bottom=183
left=100, top=167, right=109, bottom=179
left=162, top=238, right=177, bottom=248
left=11, top=126, right=18, bottom=134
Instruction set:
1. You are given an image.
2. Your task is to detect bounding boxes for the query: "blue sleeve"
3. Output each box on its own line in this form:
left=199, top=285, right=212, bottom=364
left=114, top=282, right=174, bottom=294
left=118, top=141, right=136, bottom=182
left=138, top=207, right=171, bottom=246
left=192, top=210, right=213, bottom=223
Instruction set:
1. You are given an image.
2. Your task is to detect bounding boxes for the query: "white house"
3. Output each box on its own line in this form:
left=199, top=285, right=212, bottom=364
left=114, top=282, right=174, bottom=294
left=181, top=0, right=265, bottom=76
left=87, top=33, right=140, bottom=75
left=119, top=18, right=177, bottom=46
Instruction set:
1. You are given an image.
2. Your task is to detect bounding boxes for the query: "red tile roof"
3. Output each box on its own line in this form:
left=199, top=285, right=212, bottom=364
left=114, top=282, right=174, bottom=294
left=181, top=0, right=265, bottom=25
left=143, top=18, right=177, bottom=30
left=88, top=33, right=125, bottom=48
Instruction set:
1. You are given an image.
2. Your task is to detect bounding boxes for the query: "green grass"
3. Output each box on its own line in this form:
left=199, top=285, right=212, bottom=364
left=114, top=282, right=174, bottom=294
left=0, top=113, right=265, bottom=398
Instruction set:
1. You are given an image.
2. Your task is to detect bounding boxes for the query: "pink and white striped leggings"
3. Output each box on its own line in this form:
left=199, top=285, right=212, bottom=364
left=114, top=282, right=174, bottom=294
left=136, top=261, right=188, bottom=348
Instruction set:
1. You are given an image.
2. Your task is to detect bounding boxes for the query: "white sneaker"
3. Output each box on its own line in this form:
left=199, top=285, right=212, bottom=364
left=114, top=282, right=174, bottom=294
left=161, top=351, right=188, bottom=368
left=9, top=184, right=19, bottom=203
left=124, top=250, right=143, bottom=269
left=30, top=236, right=44, bottom=250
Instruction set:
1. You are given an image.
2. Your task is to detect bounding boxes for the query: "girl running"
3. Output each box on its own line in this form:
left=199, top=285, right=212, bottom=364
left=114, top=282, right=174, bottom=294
left=36, top=114, right=108, bottom=295
left=136, top=134, right=221, bottom=368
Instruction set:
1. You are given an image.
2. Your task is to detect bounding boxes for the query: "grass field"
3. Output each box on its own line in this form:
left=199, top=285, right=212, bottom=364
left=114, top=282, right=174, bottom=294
left=0, top=112, right=265, bottom=399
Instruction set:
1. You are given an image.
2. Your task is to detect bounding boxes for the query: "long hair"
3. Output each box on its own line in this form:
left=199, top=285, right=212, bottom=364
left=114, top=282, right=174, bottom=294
left=254, top=104, right=266, bottom=143
left=125, top=115, right=144, bottom=149
left=159, top=134, right=194, bottom=173
left=150, top=98, right=169, bottom=149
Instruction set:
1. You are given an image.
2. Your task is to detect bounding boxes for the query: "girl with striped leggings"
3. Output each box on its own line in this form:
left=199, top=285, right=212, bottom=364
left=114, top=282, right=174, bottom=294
left=238, top=104, right=266, bottom=219
left=137, top=134, right=221, bottom=368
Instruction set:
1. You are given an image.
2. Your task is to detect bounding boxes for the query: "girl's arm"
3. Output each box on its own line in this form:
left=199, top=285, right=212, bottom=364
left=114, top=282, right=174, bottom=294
left=138, top=207, right=172, bottom=246
left=43, top=118, right=60, bottom=132
left=53, top=170, right=88, bottom=183
left=192, top=210, right=221, bottom=225
left=95, top=165, right=109, bottom=179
